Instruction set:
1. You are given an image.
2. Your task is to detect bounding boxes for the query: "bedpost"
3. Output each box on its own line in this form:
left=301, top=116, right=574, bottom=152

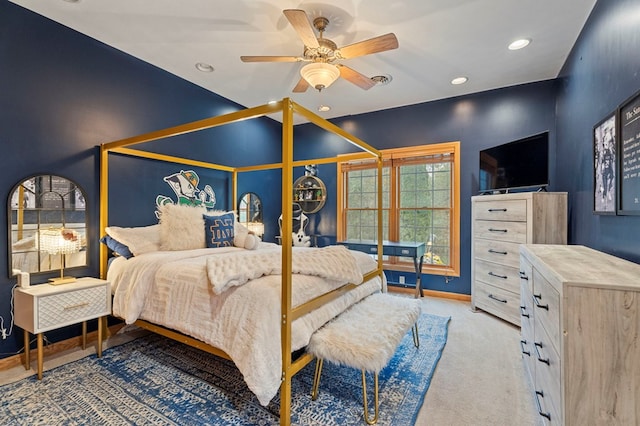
left=280, top=97, right=294, bottom=426
left=377, top=154, right=384, bottom=281
left=99, top=144, right=109, bottom=280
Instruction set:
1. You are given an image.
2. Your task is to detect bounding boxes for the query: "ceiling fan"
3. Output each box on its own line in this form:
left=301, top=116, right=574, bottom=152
left=240, top=9, right=399, bottom=92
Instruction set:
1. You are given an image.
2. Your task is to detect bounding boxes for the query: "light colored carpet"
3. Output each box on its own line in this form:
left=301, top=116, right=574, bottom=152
left=415, top=296, right=538, bottom=426
left=0, top=296, right=538, bottom=426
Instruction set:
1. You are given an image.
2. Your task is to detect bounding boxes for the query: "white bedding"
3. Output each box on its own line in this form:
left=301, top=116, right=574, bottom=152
left=108, top=243, right=382, bottom=406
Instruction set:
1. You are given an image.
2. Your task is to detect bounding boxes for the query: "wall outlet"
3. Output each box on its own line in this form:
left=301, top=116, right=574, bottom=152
left=398, top=275, right=405, bottom=284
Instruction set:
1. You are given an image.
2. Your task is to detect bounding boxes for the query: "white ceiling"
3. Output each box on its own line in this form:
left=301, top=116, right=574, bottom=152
left=11, top=0, right=596, bottom=124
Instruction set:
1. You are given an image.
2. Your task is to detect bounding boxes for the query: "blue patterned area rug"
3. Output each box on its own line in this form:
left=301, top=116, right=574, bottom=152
left=1, top=313, right=450, bottom=426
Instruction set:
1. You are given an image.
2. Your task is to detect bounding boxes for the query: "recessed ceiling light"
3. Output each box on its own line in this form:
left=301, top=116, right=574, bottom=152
left=451, top=76, right=468, bottom=85
left=318, top=105, right=331, bottom=112
left=508, top=38, right=531, bottom=50
left=267, top=100, right=277, bottom=105
left=195, top=62, right=214, bottom=72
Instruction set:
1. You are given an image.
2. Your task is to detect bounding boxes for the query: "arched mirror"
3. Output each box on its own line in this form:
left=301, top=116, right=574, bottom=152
left=238, top=192, right=263, bottom=237
left=8, top=175, right=87, bottom=278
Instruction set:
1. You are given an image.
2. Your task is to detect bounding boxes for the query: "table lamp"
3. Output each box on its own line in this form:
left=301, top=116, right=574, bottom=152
left=39, top=228, right=81, bottom=285
left=246, top=222, right=265, bottom=239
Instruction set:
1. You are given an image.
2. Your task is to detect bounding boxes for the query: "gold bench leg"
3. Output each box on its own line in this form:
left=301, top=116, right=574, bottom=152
left=412, top=323, right=420, bottom=348
left=311, top=358, right=324, bottom=401
left=362, top=370, right=379, bottom=425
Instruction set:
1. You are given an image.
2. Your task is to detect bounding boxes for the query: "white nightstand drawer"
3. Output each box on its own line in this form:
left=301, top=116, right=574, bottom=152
left=38, top=285, right=109, bottom=331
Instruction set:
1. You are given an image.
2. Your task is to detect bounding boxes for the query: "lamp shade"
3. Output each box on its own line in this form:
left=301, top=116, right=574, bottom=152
left=300, top=62, right=340, bottom=91
left=39, top=228, right=81, bottom=255
left=246, top=222, right=265, bottom=237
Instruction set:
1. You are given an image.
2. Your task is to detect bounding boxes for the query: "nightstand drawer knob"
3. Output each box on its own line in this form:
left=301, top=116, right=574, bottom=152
left=63, top=302, right=90, bottom=311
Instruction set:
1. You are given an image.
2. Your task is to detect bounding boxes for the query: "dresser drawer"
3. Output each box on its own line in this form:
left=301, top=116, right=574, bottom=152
left=474, top=281, right=520, bottom=325
left=534, top=320, right=561, bottom=425
left=474, top=258, right=520, bottom=293
left=519, top=256, right=534, bottom=295
left=520, top=283, right=535, bottom=386
left=473, top=220, right=527, bottom=243
left=473, top=199, right=527, bottom=222
left=37, top=285, right=109, bottom=332
left=532, top=268, right=560, bottom=354
left=474, top=239, right=521, bottom=268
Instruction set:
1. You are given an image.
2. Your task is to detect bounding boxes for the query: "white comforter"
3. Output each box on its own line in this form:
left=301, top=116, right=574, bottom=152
left=108, top=244, right=381, bottom=406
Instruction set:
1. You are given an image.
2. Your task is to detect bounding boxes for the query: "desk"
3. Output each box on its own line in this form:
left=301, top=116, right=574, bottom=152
left=338, top=240, right=425, bottom=298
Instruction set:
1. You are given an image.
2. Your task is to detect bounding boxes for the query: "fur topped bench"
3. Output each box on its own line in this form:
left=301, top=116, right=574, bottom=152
left=307, top=292, right=422, bottom=424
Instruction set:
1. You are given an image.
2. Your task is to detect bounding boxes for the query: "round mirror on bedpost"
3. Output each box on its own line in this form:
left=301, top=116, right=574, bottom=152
left=238, top=192, right=263, bottom=239
left=8, top=175, right=88, bottom=279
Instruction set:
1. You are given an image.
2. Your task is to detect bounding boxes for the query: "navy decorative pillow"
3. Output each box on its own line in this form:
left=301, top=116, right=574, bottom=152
left=204, top=212, right=235, bottom=248
left=100, top=235, right=134, bottom=259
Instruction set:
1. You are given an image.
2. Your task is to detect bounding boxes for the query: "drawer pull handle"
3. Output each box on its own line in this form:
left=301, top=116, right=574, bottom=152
left=488, top=271, right=508, bottom=279
left=488, top=249, right=508, bottom=255
left=534, top=342, right=550, bottom=365
left=519, top=271, right=529, bottom=280
left=488, top=228, right=508, bottom=233
left=520, top=305, right=530, bottom=318
left=533, top=294, right=549, bottom=310
left=63, top=302, right=90, bottom=311
left=488, top=208, right=507, bottom=212
left=534, top=391, right=552, bottom=421
left=488, top=293, right=507, bottom=303
left=520, top=339, right=531, bottom=356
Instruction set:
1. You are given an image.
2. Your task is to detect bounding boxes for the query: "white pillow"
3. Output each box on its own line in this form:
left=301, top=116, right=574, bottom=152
left=105, top=224, right=160, bottom=256
left=158, top=203, right=206, bottom=251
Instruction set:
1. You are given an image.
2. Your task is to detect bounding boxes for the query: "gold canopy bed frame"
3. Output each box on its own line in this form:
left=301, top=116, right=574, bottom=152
left=99, top=98, right=383, bottom=426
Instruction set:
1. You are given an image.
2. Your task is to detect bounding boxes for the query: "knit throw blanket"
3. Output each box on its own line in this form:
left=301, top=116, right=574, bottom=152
left=206, top=245, right=364, bottom=294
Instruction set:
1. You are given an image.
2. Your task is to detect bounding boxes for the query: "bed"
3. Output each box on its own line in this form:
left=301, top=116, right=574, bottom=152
left=99, top=98, right=384, bottom=425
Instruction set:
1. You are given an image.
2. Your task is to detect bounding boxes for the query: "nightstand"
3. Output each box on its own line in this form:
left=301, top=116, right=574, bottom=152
left=14, top=277, right=111, bottom=380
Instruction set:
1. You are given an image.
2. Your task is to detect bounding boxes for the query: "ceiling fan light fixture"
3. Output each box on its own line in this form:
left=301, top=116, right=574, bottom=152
left=300, top=62, right=340, bottom=91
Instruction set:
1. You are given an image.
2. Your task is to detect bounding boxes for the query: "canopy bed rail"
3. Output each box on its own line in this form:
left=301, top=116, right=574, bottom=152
left=99, top=98, right=383, bottom=426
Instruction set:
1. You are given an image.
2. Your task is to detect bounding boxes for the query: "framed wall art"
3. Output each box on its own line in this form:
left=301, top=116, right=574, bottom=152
left=593, top=111, right=617, bottom=214
left=617, top=89, right=640, bottom=215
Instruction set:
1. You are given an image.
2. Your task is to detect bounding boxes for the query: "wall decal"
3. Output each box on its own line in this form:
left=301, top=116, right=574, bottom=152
left=155, top=170, right=216, bottom=215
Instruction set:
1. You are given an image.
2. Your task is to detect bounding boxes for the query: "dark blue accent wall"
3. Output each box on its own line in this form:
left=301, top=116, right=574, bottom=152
left=555, top=0, right=640, bottom=262
left=294, top=82, right=558, bottom=295
left=0, top=1, right=280, bottom=358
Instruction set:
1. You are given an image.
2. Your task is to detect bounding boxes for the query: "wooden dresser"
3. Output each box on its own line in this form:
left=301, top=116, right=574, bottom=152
left=520, top=244, right=640, bottom=426
left=471, top=192, right=567, bottom=325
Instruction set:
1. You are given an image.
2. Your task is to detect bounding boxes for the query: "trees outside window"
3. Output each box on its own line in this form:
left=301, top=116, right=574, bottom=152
left=338, top=142, right=460, bottom=276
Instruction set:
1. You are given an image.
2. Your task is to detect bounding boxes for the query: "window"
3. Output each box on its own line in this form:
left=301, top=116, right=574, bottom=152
left=337, top=142, right=460, bottom=276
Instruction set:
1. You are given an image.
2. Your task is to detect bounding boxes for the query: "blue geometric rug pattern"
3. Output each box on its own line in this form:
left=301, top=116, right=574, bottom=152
left=0, top=313, right=450, bottom=426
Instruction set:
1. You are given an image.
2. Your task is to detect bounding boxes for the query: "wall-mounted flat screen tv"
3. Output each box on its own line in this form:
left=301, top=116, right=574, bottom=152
left=479, top=131, right=549, bottom=193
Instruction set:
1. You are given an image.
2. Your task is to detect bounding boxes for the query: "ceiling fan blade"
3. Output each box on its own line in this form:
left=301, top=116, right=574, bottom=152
left=339, top=33, right=399, bottom=59
left=240, top=56, right=301, bottom=62
left=292, top=77, right=309, bottom=93
left=338, top=65, right=376, bottom=90
left=283, top=9, right=319, bottom=49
